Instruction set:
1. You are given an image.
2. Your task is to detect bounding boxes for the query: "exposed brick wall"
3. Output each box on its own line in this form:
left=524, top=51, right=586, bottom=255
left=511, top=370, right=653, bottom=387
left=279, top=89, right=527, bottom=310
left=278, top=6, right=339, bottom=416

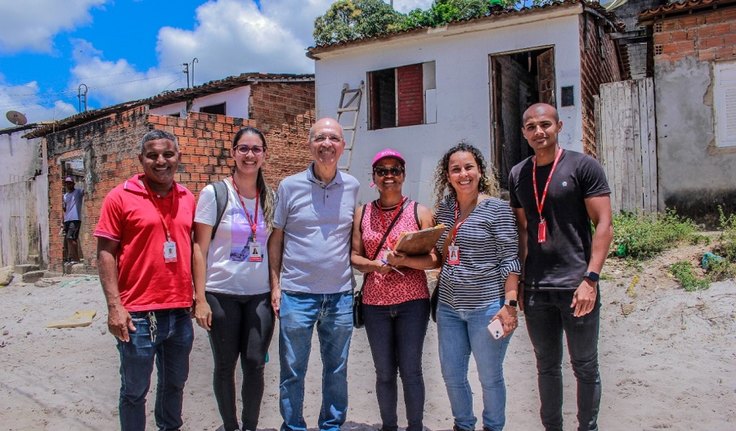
left=46, top=88, right=315, bottom=272
left=248, top=81, right=315, bottom=133
left=653, top=5, right=736, bottom=63
left=580, top=15, right=623, bottom=157
left=48, top=106, right=150, bottom=272
left=396, top=64, right=424, bottom=127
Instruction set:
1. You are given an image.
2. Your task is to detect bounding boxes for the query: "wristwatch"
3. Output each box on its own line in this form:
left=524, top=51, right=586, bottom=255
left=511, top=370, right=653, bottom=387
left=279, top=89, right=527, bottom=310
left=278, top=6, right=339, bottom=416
left=504, top=299, right=518, bottom=308
left=583, top=271, right=600, bottom=283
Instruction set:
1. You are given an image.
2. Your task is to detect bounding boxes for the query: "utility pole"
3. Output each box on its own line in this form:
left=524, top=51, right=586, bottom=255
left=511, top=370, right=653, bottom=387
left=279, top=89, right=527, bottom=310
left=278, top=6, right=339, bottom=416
left=182, top=63, right=190, bottom=89
left=191, top=58, right=199, bottom=87
left=77, top=84, right=88, bottom=112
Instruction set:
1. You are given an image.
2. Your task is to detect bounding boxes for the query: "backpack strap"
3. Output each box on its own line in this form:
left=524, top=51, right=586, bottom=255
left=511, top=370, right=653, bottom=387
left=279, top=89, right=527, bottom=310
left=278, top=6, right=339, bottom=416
left=211, top=180, right=229, bottom=240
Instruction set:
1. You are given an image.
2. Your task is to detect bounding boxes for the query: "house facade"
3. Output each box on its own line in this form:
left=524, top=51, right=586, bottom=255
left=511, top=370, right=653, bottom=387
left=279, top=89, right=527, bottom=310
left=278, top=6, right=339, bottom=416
left=0, top=124, right=49, bottom=268
left=26, top=73, right=315, bottom=271
left=639, top=0, right=736, bottom=219
left=308, top=0, right=623, bottom=206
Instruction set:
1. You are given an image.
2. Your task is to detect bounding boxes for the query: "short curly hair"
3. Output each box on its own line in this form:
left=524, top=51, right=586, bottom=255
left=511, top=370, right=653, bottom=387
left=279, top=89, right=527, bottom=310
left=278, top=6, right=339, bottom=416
left=432, top=141, right=499, bottom=207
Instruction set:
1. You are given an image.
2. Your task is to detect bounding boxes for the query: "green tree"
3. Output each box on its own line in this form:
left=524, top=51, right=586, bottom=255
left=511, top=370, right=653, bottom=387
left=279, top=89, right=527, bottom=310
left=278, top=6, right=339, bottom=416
left=313, top=0, right=403, bottom=45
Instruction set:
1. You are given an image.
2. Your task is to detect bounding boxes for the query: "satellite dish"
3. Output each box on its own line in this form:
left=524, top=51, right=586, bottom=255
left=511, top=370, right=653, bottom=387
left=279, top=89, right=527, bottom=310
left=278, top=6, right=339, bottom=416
left=6, top=110, right=28, bottom=126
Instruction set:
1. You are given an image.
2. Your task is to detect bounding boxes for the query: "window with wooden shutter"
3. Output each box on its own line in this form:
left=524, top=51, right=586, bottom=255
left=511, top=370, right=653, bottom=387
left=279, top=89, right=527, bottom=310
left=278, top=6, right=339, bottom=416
left=368, top=61, right=436, bottom=130
left=714, top=61, right=736, bottom=148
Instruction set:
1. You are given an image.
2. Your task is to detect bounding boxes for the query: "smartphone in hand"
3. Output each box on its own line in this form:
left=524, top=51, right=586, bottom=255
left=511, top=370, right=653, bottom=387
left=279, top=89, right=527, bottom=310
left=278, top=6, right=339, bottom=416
left=487, top=318, right=504, bottom=340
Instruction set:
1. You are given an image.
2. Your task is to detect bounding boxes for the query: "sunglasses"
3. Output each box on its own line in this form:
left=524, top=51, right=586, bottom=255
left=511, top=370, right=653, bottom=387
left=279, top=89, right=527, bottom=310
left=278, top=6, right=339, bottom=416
left=373, top=166, right=405, bottom=177
left=234, top=145, right=264, bottom=155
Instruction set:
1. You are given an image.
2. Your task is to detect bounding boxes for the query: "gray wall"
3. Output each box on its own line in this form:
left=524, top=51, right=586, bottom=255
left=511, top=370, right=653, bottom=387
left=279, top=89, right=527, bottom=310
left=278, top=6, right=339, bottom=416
left=655, top=56, right=736, bottom=221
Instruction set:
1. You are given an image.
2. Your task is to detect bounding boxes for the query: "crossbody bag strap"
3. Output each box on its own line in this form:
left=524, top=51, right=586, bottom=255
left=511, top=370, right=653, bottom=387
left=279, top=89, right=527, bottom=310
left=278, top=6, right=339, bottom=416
left=369, top=198, right=410, bottom=260
left=359, top=199, right=410, bottom=292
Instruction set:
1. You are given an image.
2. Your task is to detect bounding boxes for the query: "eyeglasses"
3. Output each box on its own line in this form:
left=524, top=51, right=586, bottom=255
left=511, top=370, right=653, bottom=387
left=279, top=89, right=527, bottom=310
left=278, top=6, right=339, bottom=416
left=234, top=145, right=264, bottom=155
left=312, top=134, right=342, bottom=143
left=373, top=166, right=404, bottom=177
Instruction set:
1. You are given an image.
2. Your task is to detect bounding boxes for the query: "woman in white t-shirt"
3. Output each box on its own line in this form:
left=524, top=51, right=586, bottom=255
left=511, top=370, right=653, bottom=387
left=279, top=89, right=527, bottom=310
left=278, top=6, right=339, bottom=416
left=192, top=126, right=275, bottom=431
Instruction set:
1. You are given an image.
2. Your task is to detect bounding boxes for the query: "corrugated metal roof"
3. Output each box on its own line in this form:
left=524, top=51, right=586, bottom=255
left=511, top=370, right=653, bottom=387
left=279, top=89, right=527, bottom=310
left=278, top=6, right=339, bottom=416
left=640, top=0, right=736, bottom=21
left=308, top=0, right=623, bottom=58
left=24, top=72, right=314, bottom=139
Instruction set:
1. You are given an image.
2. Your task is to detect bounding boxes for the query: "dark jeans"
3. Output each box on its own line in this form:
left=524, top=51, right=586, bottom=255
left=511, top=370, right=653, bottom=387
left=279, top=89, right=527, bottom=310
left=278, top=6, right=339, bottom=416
left=524, top=289, right=602, bottom=431
left=364, top=298, right=430, bottom=431
left=117, top=308, right=193, bottom=431
left=207, top=291, right=275, bottom=431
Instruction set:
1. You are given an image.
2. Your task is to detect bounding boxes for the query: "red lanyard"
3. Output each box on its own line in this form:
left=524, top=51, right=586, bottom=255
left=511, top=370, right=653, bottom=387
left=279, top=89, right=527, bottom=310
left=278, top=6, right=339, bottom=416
left=142, top=178, right=175, bottom=242
left=230, top=177, right=259, bottom=241
left=532, top=148, right=563, bottom=220
left=377, top=196, right=407, bottom=249
left=451, top=199, right=471, bottom=245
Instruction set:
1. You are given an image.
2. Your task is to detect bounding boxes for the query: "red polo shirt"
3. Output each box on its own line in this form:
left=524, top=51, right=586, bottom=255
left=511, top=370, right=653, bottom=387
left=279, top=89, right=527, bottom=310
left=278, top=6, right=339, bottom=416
left=94, top=174, right=195, bottom=312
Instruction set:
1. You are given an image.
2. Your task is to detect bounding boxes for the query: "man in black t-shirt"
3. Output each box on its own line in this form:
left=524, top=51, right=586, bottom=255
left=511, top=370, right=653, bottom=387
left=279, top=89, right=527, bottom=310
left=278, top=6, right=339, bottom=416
left=508, top=103, right=613, bottom=431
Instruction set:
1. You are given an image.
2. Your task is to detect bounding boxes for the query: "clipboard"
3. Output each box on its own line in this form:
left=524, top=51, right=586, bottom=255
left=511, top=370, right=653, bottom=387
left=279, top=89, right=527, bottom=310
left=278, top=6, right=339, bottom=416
left=393, top=224, right=447, bottom=256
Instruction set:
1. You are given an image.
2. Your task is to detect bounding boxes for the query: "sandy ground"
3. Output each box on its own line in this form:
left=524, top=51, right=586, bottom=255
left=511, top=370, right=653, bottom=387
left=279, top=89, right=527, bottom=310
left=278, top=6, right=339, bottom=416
left=1, top=245, right=735, bottom=431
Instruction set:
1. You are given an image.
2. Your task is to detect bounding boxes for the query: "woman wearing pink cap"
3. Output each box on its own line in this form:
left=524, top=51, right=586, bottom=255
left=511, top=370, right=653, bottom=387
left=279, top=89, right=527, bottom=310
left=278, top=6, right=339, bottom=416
left=350, top=148, right=439, bottom=431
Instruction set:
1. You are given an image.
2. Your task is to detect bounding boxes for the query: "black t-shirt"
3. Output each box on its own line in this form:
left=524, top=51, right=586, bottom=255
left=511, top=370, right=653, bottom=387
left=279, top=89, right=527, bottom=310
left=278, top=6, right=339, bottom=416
left=509, top=150, right=610, bottom=290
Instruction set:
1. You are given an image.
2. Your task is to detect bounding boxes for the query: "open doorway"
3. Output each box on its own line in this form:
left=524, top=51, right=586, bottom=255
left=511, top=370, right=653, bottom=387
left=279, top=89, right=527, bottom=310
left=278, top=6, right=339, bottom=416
left=61, top=157, right=85, bottom=266
left=490, top=47, right=556, bottom=189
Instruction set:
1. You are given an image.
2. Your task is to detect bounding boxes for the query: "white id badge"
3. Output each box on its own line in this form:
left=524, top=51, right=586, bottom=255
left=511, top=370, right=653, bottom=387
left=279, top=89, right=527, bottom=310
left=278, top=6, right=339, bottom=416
left=248, top=241, right=263, bottom=262
left=163, top=241, right=177, bottom=263
left=447, top=245, right=460, bottom=265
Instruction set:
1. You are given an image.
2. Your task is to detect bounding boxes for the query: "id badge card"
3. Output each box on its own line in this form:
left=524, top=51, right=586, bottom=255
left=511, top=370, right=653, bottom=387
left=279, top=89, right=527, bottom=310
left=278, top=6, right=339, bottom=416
left=163, top=241, right=178, bottom=263
left=248, top=240, right=263, bottom=262
left=537, top=219, right=547, bottom=243
left=447, top=245, right=460, bottom=265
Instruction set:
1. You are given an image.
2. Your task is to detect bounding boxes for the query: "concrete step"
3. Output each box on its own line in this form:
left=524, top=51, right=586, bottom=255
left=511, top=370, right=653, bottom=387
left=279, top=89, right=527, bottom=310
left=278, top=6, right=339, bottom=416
left=15, top=264, right=40, bottom=274
left=22, top=270, right=45, bottom=283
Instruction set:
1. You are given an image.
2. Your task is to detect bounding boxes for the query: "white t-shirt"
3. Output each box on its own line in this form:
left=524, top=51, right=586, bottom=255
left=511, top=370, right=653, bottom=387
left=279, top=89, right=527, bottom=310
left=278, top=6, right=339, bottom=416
left=194, top=179, right=270, bottom=296
left=63, top=188, right=84, bottom=222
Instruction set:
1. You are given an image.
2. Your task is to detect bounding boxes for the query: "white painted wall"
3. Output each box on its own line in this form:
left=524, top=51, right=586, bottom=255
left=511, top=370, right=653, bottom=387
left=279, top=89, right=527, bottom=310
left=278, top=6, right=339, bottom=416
left=314, top=13, right=583, bottom=207
left=0, top=127, right=49, bottom=266
left=149, top=86, right=251, bottom=118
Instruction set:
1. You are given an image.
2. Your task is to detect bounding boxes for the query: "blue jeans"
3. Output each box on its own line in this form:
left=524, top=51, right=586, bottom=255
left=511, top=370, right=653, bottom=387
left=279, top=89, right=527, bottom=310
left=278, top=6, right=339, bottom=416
left=437, top=299, right=511, bottom=431
left=117, top=308, right=194, bottom=431
left=524, top=290, right=601, bottom=431
left=278, top=291, right=353, bottom=431
left=364, top=299, right=430, bottom=431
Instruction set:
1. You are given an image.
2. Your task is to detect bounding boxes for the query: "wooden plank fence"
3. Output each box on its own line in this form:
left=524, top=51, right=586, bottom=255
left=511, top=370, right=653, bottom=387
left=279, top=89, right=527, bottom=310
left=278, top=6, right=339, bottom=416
left=595, top=78, right=657, bottom=214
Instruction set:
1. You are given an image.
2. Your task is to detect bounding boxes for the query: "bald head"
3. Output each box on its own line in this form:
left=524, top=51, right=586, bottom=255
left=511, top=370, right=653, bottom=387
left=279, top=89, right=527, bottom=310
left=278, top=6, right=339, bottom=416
left=522, top=103, right=559, bottom=124
left=309, top=117, right=344, bottom=142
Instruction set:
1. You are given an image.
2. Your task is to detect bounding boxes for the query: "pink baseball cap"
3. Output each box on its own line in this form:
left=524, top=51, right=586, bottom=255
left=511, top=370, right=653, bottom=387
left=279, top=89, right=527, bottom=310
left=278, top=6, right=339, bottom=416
left=64, top=176, right=74, bottom=183
left=371, top=148, right=405, bottom=167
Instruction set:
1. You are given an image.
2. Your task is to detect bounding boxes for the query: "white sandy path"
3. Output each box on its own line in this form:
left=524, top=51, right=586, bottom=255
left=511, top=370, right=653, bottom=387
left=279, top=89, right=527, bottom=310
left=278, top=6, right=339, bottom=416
left=0, top=267, right=734, bottom=431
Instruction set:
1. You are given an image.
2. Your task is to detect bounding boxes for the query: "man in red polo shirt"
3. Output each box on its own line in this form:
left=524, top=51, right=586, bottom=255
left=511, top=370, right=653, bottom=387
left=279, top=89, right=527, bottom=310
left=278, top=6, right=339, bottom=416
left=95, top=129, right=195, bottom=431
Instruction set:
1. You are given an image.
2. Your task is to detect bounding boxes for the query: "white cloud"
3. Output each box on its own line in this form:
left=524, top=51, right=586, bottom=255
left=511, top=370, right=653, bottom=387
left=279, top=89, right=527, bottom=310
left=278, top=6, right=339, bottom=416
left=69, top=39, right=183, bottom=107
left=156, top=0, right=318, bottom=86
left=0, top=0, right=107, bottom=53
left=1, top=0, right=438, bottom=123
left=0, top=81, right=76, bottom=128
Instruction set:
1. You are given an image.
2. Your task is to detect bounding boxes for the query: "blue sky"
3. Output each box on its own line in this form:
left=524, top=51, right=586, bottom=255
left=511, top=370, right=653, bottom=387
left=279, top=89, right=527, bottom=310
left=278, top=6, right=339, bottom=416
left=0, top=0, right=432, bottom=128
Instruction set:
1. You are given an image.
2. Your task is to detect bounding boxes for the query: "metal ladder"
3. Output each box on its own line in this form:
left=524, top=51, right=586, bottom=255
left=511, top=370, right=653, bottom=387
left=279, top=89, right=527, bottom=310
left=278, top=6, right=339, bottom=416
left=337, top=81, right=364, bottom=171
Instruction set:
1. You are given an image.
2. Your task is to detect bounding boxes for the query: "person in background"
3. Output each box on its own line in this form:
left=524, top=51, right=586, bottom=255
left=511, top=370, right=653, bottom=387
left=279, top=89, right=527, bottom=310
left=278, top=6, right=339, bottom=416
left=350, top=148, right=438, bottom=431
left=267, top=118, right=360, bottom=431
left=433, top=142, right=521, bottom=431
left=63, top=176, right=84, bottom=263
left=95, top=129, right=195, bottom=431
left=509, top=102, right=613, bottom=431
left=192, top=127, right=275, bottom=431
